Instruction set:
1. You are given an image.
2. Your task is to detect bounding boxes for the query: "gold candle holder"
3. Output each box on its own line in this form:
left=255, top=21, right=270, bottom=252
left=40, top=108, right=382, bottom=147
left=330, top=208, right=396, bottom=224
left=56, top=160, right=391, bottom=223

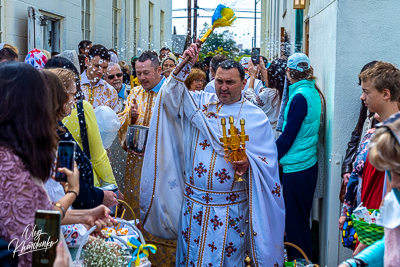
left=219, top=116, right=249, bottom=182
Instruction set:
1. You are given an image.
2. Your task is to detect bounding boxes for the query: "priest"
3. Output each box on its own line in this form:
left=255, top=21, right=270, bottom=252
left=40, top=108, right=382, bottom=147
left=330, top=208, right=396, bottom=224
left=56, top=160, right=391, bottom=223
left=140, top=43, right=285, bottom=266
left=118, top=51, right=177, bottom=266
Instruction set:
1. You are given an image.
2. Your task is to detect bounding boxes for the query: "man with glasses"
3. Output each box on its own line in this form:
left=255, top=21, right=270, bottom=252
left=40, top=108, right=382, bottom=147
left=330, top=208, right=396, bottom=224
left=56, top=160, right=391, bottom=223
left=159, top=47, right=171, bottom=62
left=80, top=44, right=119, bottom=112
left=105, top=62, right=131, bottom=112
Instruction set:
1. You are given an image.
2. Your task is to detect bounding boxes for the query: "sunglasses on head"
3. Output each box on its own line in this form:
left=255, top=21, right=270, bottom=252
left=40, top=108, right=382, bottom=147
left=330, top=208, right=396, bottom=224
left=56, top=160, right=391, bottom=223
left=107, top=73, right=123, bottom=79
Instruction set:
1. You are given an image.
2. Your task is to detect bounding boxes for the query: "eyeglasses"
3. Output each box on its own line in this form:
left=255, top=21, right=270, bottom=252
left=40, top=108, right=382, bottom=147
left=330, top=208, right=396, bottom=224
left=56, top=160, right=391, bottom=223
left=107, top=73, right=123, bottom=79
left=194, top=79, right=206, bottom=84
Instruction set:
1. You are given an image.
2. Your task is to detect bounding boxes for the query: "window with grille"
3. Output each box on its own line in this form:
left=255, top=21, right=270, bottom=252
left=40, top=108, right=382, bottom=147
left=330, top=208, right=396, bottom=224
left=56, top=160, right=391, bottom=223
left=160, top=10, right=165, bottom=49
left=81, top=0, right=91, bottom=40
left=112, top=0, right=119, bottom=49
left=149, top=2, right=153, bottom=50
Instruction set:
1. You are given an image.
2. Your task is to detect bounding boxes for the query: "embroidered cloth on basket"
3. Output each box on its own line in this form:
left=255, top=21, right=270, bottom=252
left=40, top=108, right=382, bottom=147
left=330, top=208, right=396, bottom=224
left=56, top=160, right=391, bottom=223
left=140, top=58, right=285, bottom=266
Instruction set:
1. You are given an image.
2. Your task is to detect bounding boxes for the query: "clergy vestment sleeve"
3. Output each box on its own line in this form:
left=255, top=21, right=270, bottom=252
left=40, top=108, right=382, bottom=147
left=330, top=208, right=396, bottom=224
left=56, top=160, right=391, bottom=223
left=107, top=83, right=120, bottom=113
left=164, top=60, right=194, bottom=112
left=117, top=89, right=136, bottom=150
left=276, top=94, right=307, bottom=160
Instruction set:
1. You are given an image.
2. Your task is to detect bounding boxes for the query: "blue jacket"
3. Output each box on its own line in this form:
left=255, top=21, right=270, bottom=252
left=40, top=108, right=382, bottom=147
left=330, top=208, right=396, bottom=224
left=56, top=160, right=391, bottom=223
left=280, top=80, right=321, bottom=173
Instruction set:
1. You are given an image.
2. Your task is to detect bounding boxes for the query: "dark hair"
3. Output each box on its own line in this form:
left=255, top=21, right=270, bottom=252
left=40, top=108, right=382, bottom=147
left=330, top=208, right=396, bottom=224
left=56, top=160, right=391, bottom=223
left=78, top=40, right=92, bottom=54
left=88, top=44, right=110, bottom=61
left=137, top=51, right=160, bottom=69
left=78, top=54, right=86, bottom=74
left=159, top=47, right=171, bottom=53
left=0, top=62, right=57, bottom=181
left=41, top=69, right=69, bottom=122
left=358, top=61, right=378, bottom=85
left=203, top=56, right=212, bottom=66
left=216, top=60, right=245, bottom=81
left=51, top=52, right=60, bottom=58
left=267, top=58, right=287, bottom=107
left=44, top=57, right=83, bottom=99
left=260, top=56, right=268, bottom=67
left=354, top=101, right=369, bottom=134
left=210, top=54, right=229, bottom=72
left=193, top=61, right=204, bottom=70
left=108, top=48, right=118, bottom=57
left=0, top=48, right=18, bottom=61
left=354, top=61, right=378, bottom=134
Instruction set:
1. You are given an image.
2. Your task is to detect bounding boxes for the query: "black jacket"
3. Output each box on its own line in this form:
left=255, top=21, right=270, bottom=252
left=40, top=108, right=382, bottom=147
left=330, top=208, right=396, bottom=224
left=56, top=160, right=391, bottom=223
left=341, top=130, right=361, bottom=176
left=57, top=122, right=104, bottom=209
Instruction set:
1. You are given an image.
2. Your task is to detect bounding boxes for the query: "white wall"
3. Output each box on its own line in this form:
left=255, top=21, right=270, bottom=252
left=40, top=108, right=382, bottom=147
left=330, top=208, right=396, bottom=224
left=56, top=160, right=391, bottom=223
left=261, top=0, right=400, bottom=265
left=3, top=0, right=172, bottom=62
left=135, top=0, right=172, bottom=55
left=310, top=0, right=400, bottom=265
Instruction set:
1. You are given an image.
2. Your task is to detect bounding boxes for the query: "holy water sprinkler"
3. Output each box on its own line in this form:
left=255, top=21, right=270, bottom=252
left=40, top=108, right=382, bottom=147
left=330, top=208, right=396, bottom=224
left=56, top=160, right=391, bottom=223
left=174, top=4, right=236, bottom=75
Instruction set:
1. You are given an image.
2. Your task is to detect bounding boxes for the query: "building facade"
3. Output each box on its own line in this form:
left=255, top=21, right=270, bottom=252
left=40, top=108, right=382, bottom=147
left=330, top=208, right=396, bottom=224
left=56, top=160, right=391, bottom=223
left=261, top=0, right=400, bottom=266
left=1, top=0, right=172, bottom=61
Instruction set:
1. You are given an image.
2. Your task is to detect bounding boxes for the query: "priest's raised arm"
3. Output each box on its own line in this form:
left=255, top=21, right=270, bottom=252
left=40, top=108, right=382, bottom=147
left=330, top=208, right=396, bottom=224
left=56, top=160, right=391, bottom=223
left=140, top=42, right=285, bottom=266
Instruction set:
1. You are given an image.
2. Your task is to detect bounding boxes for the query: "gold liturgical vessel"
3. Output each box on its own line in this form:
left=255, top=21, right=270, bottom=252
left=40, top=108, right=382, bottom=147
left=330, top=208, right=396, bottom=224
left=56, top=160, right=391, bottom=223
left=220, top=116, right=249, bottom=182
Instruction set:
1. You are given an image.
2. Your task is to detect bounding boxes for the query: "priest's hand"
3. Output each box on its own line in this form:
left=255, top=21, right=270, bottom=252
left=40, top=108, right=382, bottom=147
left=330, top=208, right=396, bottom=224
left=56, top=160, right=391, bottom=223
left=232, top=157, right=249, bottom=177
left=183, top=43, right=200, bottom=65
left=130, top=98, right=139, bottom=125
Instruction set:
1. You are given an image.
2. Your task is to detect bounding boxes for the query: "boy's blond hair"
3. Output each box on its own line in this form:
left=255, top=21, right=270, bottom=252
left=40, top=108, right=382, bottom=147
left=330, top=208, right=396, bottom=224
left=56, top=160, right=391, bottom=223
left=359, top=61, right=400, bottom=101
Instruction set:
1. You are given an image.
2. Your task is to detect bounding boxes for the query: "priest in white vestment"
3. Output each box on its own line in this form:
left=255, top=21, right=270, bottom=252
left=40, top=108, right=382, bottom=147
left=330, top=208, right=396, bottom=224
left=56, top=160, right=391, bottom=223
left=140, top=44, right=285, bottom=266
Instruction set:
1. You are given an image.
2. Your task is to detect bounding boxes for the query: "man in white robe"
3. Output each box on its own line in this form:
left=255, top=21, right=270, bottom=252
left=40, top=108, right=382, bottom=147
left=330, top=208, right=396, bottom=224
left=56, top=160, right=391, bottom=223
left=140, top=44, right=285, bottom=266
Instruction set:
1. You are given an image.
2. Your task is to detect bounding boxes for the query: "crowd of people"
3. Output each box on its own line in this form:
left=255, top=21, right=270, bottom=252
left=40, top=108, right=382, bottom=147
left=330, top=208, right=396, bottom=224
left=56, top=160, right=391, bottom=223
left=0, top=38, right=399, bottom=267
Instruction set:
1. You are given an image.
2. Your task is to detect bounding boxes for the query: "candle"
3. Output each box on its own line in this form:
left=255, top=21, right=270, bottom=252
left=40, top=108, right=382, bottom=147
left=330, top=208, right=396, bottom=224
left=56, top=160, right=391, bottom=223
left=116, top=209, right=126, bottom=232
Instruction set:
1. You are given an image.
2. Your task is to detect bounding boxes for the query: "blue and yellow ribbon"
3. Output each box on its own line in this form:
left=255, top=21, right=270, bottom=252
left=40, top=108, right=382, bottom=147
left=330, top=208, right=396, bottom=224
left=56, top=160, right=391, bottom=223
left=200, top=4, right=236, bottom=43
left=127, top=237, right=157, bottom=266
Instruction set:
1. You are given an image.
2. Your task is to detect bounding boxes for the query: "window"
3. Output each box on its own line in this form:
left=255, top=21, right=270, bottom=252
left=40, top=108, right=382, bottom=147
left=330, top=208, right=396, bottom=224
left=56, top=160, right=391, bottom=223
left=282, top=0, right=287, bottom=17
left=160, top=10, right=165, bottom=49
left=112, top=0, right=119, bottom=49
left=134, top=0, right=139, bottom=53
left=149, top=2, right=153, bottom=49
left=81, top=0, right=91, bottom=40
left=0, top=0, right=3, bottom=42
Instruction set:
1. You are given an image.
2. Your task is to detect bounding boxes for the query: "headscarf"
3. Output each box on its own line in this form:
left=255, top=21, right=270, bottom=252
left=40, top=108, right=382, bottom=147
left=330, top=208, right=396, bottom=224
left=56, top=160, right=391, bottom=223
left=110, top=52, right=118, bottom=63
left=239, top=56, right=251, bottom=69
left=161, top=52, right=178, bottom=68
left=25, top=49, right=47, bottom=69
left=56, top=50, right=80, bottom=74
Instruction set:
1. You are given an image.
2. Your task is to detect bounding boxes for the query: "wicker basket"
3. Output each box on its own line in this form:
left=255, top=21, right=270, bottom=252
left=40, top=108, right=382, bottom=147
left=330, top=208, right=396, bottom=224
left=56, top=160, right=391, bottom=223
left=284, top=242, right=320, bottom=267
left=351, top=209, right=384, bottom=245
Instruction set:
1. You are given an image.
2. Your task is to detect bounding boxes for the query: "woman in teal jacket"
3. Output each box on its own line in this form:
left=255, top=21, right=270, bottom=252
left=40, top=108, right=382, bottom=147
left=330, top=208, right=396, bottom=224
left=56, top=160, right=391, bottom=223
left=276, top=53, right=324, bottom=261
